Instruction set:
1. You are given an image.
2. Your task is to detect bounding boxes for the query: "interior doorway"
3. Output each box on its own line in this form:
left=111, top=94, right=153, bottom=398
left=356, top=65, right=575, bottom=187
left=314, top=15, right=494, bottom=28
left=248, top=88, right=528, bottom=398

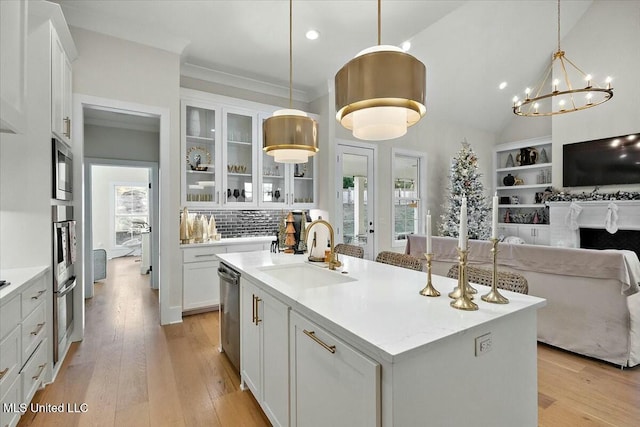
left=336, top=142, right=376, bottom=260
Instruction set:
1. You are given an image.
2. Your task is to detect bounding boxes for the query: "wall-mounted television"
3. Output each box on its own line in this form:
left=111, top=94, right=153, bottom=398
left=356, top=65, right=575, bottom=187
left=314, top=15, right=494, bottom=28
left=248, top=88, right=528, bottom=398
left=563, top=132, right=640, bottom=187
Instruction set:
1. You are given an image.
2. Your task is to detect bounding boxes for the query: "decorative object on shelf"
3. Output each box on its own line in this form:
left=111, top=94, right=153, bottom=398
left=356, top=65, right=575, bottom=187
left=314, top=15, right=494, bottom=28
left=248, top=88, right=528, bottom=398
left=481, top=239, right=509, bottom=304
left=208, top=214, right=220, bottom=241
left=187, top=146, right=211, bottom=170
left=180, top=207, right=191, bottom=244
left=514, top=176, right=524, bottom=186
left=263, top=0, right=318, bottom=163
left=503, top=173, right=516, bottom=186
left=532, top=211, right=540, bottom=224
left=500, top=196, right=511, bottom=205
left=274, top=188, right=281, bottom=202
left=233, top=189, right=240, bottom=201
left=516, top=147, right=538, bottom=166
left=605, top=202, right=619, bottom=234
left=201, top=215, right=209, bottom=242
left=504, top=208, right=511, bottom=223
left=296, top=211, right=308, bottom=254
left=334, top=0, right=426, bottom=141
left=505, top=153, right=515, bottom=168
left=284, top=212, right=297, bottom=253
left=227, top=188, right=231, bottom=199
left=193, top=214, right=204, bottom=243
left=440, top=140, right=490, bottom=240
left=449, top=247, right=478, bottom=311
left=278, top=211, right=287, bottom=250
left=535, top=192, right=544, bottom=203
left=539, top=147, right=549, bottom=163
left=512, top=0, right=613, bottom=117
left=294, top=163, right=307, bottom=177
left=545, top=188, right=640, bottom=202
left=188, top=108, right=201, bottom=136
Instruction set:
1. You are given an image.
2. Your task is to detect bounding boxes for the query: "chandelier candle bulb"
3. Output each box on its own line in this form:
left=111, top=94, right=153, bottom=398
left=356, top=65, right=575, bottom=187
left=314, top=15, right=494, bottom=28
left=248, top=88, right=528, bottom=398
left=459, top=197, right=468, bottom=250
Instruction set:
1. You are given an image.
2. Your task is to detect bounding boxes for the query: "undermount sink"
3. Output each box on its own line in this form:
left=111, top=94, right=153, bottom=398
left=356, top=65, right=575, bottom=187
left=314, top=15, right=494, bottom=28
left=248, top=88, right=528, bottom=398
left=258, top=263, right=356, bottom=288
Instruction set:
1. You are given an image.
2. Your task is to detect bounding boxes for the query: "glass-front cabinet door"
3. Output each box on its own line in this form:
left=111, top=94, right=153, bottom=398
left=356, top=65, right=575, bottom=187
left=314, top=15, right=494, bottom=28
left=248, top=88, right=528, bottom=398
left=223, top=108, right=257, bottom=206
left=182, top=101, right=221, bottom=207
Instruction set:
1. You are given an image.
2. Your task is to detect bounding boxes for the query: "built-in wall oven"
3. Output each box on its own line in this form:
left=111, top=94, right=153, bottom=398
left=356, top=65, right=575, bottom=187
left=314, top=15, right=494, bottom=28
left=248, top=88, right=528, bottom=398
left=52, top=205, right=76, bottom=365
left=52, top=137, right=73, bottom=201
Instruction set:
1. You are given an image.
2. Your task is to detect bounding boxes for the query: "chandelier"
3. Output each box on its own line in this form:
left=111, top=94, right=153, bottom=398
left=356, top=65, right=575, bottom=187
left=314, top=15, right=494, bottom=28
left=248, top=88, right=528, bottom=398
left=263, top=0, right=318, bottom=163
left=513, top=0, right=613, bottom=117
left=335, top=0, right=426, bottom=140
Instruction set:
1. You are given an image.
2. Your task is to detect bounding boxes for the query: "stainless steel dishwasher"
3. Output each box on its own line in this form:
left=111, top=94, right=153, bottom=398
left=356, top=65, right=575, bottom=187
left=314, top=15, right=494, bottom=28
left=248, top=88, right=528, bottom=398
left=218, top=262, right=241, bottom=373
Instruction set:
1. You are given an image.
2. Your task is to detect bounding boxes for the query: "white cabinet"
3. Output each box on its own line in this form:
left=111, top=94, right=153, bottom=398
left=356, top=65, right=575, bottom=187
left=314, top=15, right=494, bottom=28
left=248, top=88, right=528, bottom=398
left=289, top=310, right=380, bottom=427
left=182, top=245, right=225, bottom=312
left=240, top=278, right=289, bottom=427
left=497, top=223, right=550, bottom=245
left=494, top=137, right=551, bottom=245
left=51, top=24, right=72, bottom=145
left=0, top=0, right=28, bottom=134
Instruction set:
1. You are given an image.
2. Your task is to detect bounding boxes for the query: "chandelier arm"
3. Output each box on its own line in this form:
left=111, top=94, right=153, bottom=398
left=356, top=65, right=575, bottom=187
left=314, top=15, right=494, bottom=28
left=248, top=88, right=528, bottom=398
left=558, top=56, right=579, bottom=110
left=289, top=0, right=293, bottom=109
left=377, top=0, right=381, bottom=45
left=557, top=0, right=561, bottom=52
left=533, top=63, right=554, bottom=99
left=563, top=56, right=591, bottom=81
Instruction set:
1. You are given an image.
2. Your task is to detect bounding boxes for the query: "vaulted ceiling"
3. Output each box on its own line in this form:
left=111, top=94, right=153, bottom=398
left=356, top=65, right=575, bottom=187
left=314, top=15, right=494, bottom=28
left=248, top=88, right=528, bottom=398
left=53, top=0, right=599, bottom=134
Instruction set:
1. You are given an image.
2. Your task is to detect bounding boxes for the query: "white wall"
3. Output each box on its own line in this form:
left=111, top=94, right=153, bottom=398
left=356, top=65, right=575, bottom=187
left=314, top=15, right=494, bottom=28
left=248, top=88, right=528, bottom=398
left=85, top=124, right=159, bottom=162
left=70, top=27, right=182, bottom=321
left=91, top=165, right=148, bottom=259
left=552, top=0, right=640, bottom=193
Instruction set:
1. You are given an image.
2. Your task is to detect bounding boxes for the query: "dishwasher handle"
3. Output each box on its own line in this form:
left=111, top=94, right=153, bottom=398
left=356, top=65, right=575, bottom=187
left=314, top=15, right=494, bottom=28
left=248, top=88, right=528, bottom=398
left=217, top=265, right=240, bottom=284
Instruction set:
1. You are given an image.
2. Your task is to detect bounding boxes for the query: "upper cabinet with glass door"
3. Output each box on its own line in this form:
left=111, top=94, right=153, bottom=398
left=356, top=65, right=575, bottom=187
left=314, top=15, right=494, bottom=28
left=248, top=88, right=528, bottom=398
left=182, top=101, right=221, bottom=207
left=223, top=108, right=258, bottom=206
left=257, top=113, right=317, bottom=208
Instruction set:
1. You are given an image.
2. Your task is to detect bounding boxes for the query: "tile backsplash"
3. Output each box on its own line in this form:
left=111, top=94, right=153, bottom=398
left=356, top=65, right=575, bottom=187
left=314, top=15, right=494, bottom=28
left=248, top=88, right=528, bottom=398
left=188, top=209, right=286, bottom=238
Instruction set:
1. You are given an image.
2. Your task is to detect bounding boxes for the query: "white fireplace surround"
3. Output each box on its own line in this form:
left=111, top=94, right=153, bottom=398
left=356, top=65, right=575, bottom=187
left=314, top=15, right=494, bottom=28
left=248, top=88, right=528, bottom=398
left=549, top=201, right=640, bottom=248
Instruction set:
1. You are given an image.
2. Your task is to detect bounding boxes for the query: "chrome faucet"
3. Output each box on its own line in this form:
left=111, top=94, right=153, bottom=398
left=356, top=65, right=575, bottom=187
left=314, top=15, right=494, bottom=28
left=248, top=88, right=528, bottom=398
left=307, top=219, right=342, bottom=271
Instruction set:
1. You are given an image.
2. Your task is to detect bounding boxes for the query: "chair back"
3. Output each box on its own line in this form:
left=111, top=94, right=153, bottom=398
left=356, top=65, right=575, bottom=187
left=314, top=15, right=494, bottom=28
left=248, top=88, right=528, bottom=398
left=334, top=243, right=364, bottom=259
left=446, top=264, right=528, bottom=294
left=375, top=251, right=423, bottom=271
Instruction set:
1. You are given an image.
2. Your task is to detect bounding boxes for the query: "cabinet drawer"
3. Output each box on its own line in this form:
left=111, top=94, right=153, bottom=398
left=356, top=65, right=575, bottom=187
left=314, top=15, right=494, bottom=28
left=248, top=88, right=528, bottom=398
left=21, top=339, right=47, bottom=404
left=183, top=246, right=225, bottom=263
left=0, top=325, right=21, bottom=399
left=0, top=294, right=20, bottom=340
left=226, top=243, right=267, bottom=253
left=21, top=302, right=46, bottom=363
left=0, top=373, right=22, bottom=427
left=21, top=274, right=47, bottom=318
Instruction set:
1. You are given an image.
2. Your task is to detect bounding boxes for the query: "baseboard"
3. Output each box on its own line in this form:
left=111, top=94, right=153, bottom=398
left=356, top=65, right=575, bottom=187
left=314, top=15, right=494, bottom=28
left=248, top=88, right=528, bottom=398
left=162, top=305, right=184, bottom=325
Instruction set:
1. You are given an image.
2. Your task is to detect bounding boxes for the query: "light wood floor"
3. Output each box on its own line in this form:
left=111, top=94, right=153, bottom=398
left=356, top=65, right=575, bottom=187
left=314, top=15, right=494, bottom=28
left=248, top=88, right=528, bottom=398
left=17, top=257, right=640, bottom=427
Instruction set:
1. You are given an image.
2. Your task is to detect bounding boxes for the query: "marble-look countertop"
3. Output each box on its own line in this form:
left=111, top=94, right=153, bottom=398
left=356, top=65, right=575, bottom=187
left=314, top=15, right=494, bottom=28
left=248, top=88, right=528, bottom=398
left=217, top=251, right=546, bottom=363
left=181, top=235, right=275, bottom=249
left=0, top=265, right=49, bottom=301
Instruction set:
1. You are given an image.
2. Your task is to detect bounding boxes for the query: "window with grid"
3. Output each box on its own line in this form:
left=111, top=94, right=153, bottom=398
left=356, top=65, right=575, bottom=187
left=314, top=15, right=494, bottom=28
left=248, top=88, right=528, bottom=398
left=114, top=184, right=149, bottom=247
left=392, top=151, right=425, bottom=245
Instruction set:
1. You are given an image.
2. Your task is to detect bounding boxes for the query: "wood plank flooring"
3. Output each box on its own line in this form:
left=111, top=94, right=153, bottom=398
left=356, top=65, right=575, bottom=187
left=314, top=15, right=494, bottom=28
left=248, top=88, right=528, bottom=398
left=16, top=256, right=640, bottom=427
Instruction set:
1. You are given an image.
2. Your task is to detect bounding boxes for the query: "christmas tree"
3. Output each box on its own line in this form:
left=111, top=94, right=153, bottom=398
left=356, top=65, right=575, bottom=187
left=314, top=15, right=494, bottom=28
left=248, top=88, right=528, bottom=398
left=439, top=140, right=491, bottom=240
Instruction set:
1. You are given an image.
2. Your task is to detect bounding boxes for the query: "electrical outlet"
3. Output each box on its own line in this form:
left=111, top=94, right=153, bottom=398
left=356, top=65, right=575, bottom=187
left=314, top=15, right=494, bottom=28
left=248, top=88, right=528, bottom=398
left=475, top=332, right=492, bottom=357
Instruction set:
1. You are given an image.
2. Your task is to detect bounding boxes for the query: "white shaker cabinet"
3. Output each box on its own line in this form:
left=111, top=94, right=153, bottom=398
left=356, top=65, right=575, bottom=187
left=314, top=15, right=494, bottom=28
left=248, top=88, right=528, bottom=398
left=289, top=310, right=380, bottom=427
left=0, top=0, right=28, bottom=134
left=182, top=245, right=224, bottom=312
left=240, top=277, right=289, bottom=427
left=50, top=24, right=72, bottom=145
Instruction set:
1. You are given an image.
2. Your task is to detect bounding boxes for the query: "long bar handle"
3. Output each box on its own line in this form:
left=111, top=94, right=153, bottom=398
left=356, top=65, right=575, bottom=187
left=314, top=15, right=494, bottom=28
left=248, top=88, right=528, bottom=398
left=31, top=289, right=46, bottom=300
left=64, top=117, right=71, bottom=138
left=255, top=297, right=262, bottom=324
left=0, top=367, right=8, bottom=379
left=195, top=254, right=216, bottom=258
left=32, top=363, right=46, bottom=381
left=303, top=329, right=336, bottom=354
left=31, top=322, right=45, bottom=336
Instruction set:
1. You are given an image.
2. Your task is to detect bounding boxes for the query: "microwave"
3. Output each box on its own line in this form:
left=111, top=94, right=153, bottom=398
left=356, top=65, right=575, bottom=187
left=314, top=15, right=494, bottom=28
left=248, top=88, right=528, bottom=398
left=52, top=138, right=73, bottom=201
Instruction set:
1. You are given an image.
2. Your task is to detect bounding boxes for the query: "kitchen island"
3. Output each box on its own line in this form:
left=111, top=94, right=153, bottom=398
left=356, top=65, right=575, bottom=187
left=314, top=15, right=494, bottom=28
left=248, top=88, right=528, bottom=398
left=217, top=251, right=545, bottom=427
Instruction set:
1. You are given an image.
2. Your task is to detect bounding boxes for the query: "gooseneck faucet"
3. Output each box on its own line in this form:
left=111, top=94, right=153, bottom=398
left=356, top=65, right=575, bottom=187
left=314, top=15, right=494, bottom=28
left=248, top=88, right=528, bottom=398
left=307, top=219, right=342, bottom=271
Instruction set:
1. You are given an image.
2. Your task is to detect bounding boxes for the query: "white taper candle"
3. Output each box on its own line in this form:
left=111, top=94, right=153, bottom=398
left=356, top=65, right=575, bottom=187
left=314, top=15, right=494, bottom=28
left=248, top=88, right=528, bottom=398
left=426, top=210, right=432, bottom=253
left=459, top=197, right=467, bottom=250
left=492, top=193, right=499, bottom=239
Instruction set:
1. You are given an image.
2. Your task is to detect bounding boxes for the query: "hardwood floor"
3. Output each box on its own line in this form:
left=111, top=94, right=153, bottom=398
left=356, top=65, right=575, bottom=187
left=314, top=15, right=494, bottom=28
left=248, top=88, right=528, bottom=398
left=16, top=256, right=640, bottom=427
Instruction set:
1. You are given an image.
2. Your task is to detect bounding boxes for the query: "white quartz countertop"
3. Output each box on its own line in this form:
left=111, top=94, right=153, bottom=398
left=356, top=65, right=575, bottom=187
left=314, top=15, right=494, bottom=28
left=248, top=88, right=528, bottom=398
left=0, top=265, right=49, bottom=301
left=217, top=251, right=546, bottom=363
left=181, top=235, right=274, bottom=248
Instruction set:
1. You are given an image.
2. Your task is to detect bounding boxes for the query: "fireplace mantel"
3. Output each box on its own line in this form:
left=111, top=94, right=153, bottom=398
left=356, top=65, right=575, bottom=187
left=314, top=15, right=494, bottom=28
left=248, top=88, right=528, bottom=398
left=549, top=201, right=640, bottom=247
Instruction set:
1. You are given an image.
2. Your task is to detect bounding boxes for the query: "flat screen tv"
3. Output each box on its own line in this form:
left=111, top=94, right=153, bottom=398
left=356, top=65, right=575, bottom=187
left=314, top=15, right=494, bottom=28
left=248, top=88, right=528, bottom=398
left=563, top=133, right=640, bottom=187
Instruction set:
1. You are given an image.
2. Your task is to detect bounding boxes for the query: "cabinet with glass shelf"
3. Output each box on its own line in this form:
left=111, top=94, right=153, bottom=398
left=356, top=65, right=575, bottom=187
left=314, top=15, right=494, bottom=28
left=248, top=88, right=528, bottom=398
left=494, top=137, right=552, bottom=245
left=223, top=108, right=258, bottom=206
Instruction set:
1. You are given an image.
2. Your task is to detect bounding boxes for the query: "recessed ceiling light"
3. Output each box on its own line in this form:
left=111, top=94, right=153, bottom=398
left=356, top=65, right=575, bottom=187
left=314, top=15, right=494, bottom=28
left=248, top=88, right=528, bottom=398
left=305, top=29, right=319, bottom=40
left=499, top=82, right=508, bottom=90
left=620, top=153, right=627, bottom=158
left=401, top=41, right=411, bottom=52
left=611, top=139, right=620, bottom=147
left=627, top=134, right=637, bottom=141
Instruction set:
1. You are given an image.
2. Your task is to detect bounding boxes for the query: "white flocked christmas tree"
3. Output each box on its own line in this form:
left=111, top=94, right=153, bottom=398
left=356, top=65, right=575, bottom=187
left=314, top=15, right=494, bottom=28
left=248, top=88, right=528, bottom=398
left=439, top=139, right=491, bottom=240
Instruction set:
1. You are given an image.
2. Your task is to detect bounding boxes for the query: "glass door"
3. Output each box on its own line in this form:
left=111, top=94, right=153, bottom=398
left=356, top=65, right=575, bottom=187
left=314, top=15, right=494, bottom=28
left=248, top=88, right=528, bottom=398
left=292, top=159, right=315, bottom=206
left=223, top=108, right=256, bottom=205
left=336, top=144, right=376, bottom=260
left=183, top=103, right=219, bottom=206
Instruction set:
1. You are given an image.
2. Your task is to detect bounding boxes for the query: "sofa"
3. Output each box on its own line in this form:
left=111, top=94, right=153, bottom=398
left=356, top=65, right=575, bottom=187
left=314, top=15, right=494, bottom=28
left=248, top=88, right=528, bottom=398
left=406, top=235, right=640, bottom=367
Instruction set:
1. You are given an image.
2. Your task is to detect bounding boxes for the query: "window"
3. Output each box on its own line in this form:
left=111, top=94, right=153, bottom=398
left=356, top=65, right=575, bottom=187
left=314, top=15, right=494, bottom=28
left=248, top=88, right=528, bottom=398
left=392, top=149, right=426, bottom=245
left=114, top=184, right=149, bottom=247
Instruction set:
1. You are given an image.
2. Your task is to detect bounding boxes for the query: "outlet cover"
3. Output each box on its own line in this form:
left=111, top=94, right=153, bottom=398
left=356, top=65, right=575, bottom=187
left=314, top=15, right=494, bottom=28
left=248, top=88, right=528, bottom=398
left=475, top=332, right=492, bottom=357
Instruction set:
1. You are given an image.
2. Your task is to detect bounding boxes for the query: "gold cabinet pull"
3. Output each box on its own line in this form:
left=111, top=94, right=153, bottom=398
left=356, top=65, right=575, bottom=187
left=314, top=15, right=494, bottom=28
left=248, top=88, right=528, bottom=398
left=31, top=289, right=46, bottom=300
left=252, top=294, right=257, bottom=325
left=0, top=367, right=8, bottom=379
left=30, top=322, right=45, bottom=336
left=32, top=363, right=46, bottom=381
left=303, top=329, right=336, bottom=354
left=64, top=117, right=71, bottom=138
left=255, top=297, right=262, bottom=324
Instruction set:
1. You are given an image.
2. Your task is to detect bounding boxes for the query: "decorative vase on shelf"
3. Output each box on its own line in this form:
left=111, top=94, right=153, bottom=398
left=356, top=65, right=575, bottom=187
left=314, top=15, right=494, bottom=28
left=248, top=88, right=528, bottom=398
left=180, top=207, right=191, bottom=244
left=503, top=173, right=516, bottom=186
left=193, top=214, right=204, bottom=243
left=188, top=109, right=201, bottom=137
left=539, top=148, right=549, bottom=164
left=505, top=153, right=515, bottom=168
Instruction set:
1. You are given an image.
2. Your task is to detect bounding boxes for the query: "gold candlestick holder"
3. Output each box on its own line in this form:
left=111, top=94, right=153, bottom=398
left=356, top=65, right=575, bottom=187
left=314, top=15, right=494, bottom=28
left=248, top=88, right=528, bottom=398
left=450, top=247, right=478, bottom=311
left=419, top=253, right=440, bottom=297
left=481, top=238, right=509, bottom=304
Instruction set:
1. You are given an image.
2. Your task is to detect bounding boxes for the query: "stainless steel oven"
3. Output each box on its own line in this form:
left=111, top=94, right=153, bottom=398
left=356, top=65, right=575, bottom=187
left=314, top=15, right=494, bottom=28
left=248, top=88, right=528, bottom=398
left=52, top=205, right=76, bottom=364
left=52, top=137, right=73, bottom=201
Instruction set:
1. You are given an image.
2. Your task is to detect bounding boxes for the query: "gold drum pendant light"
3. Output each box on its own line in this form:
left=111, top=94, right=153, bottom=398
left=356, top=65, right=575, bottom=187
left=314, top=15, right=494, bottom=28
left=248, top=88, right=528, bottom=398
left=335, top=0, right=426, bottom=141
left=263, top=0, right=318, bottom=163
left=513, top=0, right=613, bottom=117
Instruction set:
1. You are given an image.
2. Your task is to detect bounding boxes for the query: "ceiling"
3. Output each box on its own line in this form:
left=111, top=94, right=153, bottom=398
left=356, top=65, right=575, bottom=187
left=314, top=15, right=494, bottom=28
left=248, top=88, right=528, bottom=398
left=53, top=0, right=598, bottom=134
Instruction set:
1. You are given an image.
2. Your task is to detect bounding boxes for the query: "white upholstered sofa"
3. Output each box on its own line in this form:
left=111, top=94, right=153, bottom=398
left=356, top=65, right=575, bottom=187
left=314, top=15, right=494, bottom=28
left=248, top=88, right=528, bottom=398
left=406, top=235, right=640, bottom=367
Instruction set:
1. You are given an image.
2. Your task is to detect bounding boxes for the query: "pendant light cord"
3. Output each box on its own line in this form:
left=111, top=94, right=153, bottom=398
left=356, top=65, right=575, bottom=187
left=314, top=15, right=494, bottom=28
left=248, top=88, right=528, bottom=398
left=557, top=0, right=561, bottom=52
left=289, top=0, right=293, bottom=109
left=377, top=0, right=381, bottom=45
